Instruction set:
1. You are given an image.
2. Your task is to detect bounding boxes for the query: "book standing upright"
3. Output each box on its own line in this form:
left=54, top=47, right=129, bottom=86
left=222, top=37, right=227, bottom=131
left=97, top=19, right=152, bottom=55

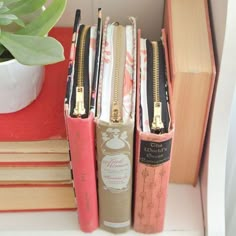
left=165, top=0, right=216, bottom=184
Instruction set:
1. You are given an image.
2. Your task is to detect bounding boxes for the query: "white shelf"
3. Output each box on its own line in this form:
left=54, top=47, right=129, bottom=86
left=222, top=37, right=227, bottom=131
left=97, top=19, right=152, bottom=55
left=0, top=183, right=204, bottom=235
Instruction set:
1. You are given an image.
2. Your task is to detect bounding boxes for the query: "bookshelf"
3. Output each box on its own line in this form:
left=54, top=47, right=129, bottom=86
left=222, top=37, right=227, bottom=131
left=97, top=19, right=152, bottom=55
left=1, top=0, right=234, bottom=235
left=0, top=183, right=203, bottom=235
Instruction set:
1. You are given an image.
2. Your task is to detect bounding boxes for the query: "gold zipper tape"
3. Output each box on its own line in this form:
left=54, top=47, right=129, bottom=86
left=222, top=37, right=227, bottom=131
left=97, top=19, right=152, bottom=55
left=73, top=26, right=89, bottom=117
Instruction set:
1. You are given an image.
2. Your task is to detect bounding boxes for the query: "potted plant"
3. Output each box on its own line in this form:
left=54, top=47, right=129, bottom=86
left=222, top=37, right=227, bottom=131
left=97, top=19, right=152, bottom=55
left=0, top=0, right=67, bottom=113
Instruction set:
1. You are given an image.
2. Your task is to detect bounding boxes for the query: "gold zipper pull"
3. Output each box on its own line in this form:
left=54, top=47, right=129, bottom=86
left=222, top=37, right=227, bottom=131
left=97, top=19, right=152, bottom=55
left=73, top=86, right=86, bottom=116
left=152, top=101, right=164, bottom=132
left=111, top=101, right=122, bottom=123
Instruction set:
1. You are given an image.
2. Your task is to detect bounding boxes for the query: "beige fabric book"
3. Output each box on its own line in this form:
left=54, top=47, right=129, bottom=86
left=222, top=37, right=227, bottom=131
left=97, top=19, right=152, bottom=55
left=165, top=0, right=216, bottom=184
left=95, top=17, right=136, bottom=233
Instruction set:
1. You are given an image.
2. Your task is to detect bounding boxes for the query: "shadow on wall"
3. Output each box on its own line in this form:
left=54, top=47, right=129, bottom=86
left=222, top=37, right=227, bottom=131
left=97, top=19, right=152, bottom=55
left=54, top=0, right=165, bottom=40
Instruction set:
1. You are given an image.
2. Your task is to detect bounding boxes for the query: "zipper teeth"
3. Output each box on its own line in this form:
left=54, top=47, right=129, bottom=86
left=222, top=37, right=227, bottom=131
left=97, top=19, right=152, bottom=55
left=151, top=41, right=164, bottom=133
left=111, top=24, right=123, bottom=123
left=73, top=26, right=89, bottom=117
left=114, top=25, right=122, bottom=105
left=152, top=41, right=159, bottom=103
left=78, top=26, right=89, bottom=87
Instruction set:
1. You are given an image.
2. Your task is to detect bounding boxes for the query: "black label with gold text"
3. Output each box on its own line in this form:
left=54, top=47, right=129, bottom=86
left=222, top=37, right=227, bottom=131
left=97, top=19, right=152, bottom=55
left=140, top=139, right=172, bottom=165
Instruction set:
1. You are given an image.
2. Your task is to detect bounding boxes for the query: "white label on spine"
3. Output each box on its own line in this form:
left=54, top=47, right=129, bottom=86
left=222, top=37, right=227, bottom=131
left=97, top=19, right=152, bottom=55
left=101, top=154, right=130, bottom=190
left=104, top=220, right=130, bottom=228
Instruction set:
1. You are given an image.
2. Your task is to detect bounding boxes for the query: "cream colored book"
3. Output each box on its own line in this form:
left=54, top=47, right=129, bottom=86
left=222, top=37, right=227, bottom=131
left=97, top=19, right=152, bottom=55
left=165, top=0, right=216, bottom=184
left=0, top=153, right=69, bottom=164
left=0, top=140, right=69, bottom=154
left=0, top=185, right=76, bottom=211
left=0, top=165, right=72, bottom=182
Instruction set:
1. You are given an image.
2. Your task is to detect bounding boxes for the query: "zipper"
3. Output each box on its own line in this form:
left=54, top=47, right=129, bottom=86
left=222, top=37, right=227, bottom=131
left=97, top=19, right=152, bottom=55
left=110, top=23, right=126, bottom=123
left=66, top=10, right=81, bottom=108
left=146, top=40, right=169, bottom=134
left=151, top=41, right=164, bottom=134
left=73, top=25, right=90, bottom=117
left=70, top=25, right=84, bottom=117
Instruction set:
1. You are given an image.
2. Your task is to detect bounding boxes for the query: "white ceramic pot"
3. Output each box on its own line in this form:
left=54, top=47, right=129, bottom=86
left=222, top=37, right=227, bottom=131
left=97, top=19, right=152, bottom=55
left=0, top=59, right=45, bottom=113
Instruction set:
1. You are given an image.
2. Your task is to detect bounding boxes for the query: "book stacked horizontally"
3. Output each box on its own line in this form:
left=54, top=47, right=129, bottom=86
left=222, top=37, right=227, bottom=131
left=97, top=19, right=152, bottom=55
left=0, top=139, right=76, bottom=212
left=0, top=28, right=76, bottom=212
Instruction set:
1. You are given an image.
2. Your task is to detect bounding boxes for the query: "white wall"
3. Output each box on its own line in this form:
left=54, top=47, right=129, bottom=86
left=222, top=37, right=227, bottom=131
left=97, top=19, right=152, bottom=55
left=200, top=0, right=236, bottom=235
left=55, top=0, right=165, bottom=40
left=226, top=89, right=236, bottom=236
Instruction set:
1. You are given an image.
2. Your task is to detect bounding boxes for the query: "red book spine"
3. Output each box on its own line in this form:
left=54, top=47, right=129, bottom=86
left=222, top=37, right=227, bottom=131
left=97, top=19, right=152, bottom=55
left=66, top=113, right=98, bottom=232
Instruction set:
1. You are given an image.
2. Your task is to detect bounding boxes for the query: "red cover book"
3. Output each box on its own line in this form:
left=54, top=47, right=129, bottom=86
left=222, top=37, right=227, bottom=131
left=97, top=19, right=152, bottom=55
left=64, top=10, right=98, bottom=232
left=65, top=114, right=98, bottom=232
left=133, top=30, right=175, bottom=233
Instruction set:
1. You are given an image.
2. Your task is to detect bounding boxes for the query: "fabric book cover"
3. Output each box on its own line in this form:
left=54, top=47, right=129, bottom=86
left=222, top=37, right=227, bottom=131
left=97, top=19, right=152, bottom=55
left=95, top=17, right=137, bottom=233
left=64, top=9, right=100, bottom=233
left=133, top=29, right=175, bottom=233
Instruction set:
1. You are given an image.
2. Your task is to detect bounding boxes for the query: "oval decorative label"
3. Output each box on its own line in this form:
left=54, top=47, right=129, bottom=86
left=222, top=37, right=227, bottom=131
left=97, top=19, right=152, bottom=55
left=101, top=154, right=131, bottom=190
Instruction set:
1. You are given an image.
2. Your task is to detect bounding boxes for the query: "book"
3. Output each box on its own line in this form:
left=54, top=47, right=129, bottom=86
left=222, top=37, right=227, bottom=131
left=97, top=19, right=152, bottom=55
left=164, top=0, right=216, bottom=184
left=0, top=153, right=69, bottom=165
left=133, top=30, right=174, bottom=233
left=95, top=17, right=137, bottom=233
left=0, top=140, right=68, bottom=154
left=0, top=140, right=69, bottom=165
left=64, top=9, right=100, bottom=233
left=0, top=139, right=74, bottom=211
left=0, top=164, right=72, bottom=182
left=0, top=184, right=76, bottom=212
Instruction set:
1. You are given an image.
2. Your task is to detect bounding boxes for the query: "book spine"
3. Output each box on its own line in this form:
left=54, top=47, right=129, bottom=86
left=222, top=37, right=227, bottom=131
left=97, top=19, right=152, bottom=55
left=96, top=121, right=134, bottom=233
left=67, top=114, right=98, bottom=232
left=133, top=29, right=175, bottom=233
left=133, top=133, right=172, bottom=233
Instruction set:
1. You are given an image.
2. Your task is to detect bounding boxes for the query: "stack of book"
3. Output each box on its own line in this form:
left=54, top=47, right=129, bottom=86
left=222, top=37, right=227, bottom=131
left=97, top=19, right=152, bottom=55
left=0, top=28, right=76, bottom=212
left=0, top=139, right=76, bottom=212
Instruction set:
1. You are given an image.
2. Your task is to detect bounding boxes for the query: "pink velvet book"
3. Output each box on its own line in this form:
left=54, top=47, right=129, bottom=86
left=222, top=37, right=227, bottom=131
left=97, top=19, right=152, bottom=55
left=133, top=29, right=175, bottom=233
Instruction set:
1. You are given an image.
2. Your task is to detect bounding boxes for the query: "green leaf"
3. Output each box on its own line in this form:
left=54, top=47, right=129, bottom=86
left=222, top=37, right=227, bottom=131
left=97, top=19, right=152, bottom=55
left=7, top=0, right=46, bottom=15
left=3, top=0, right=23, bottom=6
left=0, top=13, right=18, bottom=25
left=0, top=6, right=10, bottom=14
left=14, top=17, right=25, bottom=27
left=0, top=31, right=64, bottom=65
left=0, top=17, right=12, bottom=25
left=17, top=0, right=67, bottom=36
left=0, top=13, right=17, bottom=20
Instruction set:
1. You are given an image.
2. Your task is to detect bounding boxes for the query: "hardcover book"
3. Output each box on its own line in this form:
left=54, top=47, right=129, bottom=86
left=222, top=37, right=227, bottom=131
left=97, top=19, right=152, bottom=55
left=164, top=0, right=216, bottom=184
left=0, top=184, right=76, bottom=212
